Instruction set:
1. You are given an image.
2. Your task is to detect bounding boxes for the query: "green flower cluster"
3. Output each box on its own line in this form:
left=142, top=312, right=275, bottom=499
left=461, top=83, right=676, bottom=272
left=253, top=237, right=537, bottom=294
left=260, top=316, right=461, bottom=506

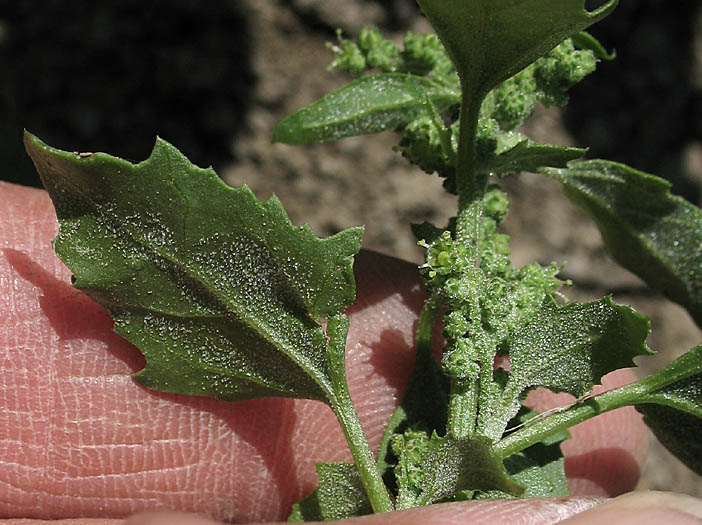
left=391, top=429, right=430, bottom=508
left=328, top=27, right=455, bottom=78
left=484, top=39, right=597, bottom=131
left=418, top=187, right=564, bottom=383
left=396, top=39, right=598, bottom=193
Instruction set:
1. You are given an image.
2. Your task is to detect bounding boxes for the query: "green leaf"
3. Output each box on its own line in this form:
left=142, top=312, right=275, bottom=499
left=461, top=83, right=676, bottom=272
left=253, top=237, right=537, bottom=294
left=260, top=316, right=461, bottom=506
left=492, top=297, right=651, bottom=438
left=503, top=418, right=570, bottom=499
left=546, top=160, right=702, bottom=328
left=638, top=405, right=702, bottom=476
left=498, top=408, right=571, bottom=499
left=478, top=444, right=568, bottom=499
left=634, top=346, right=702, bottom=416
left=25, top=132, right=363, bottom=404
left=272, top=73, right=459, bottom=145
left=633, top=346, right=702, bottom=475
left=415, top=0, right=618, bottom=98
left=393, top=432, right=523, bottom=508
left=510, top=297, right=651, bottom=397
left=288, top=463, right=372, bottom=522
left=517, top=452, right=569, bottom=498
left=416, top=434, right=524, bottom=505
left=481, top=140, right=586, bottom=177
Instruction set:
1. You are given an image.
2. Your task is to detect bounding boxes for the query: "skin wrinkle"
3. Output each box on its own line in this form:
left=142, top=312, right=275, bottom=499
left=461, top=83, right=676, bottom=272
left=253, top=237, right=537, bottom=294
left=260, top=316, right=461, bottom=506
left=1, top=185, right=199, bottom=517
left=2, top=187, right=59, bottom=513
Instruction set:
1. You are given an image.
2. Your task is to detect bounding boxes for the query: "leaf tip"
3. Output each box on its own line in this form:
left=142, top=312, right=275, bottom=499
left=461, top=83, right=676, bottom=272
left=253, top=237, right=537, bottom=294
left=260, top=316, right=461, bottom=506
left=23, top=130, right=48, bottom=158
left=22, top=128, right=37, bottom=145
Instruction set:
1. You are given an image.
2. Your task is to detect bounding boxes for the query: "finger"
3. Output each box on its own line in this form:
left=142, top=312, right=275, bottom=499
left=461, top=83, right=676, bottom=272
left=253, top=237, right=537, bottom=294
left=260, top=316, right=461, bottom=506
left=0, top=183, right=423, bottom=522
left=0, top=518, right=124, bottom=525
left=5, top=492, right=702, bottom=525
left=125, top=493, right=702, bottom=525
left=127, top=510, right=220, bottom=525
left=559, top=491, right=702, bottom=525
left=0, top=183, right=649, bottom=523
left=125, top=498, right=604, bottom=525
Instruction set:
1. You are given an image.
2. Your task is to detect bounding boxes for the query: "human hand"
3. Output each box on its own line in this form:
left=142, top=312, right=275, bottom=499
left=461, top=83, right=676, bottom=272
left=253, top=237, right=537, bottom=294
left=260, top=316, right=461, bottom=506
left=2, top=182, right=700, bottom=524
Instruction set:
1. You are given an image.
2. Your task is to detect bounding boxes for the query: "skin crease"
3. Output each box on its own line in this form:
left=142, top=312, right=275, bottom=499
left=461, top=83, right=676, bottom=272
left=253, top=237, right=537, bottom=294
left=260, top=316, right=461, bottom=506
left=0, top=181, right=700, bottom=524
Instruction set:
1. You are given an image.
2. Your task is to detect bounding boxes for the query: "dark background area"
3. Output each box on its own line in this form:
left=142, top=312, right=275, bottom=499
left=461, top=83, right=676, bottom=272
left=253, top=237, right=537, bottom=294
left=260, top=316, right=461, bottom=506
left=0, top=0, right=255, bottom=186
left=566, top=0, right=702, bottom=204
left=1, top=0, right=700, bottom=201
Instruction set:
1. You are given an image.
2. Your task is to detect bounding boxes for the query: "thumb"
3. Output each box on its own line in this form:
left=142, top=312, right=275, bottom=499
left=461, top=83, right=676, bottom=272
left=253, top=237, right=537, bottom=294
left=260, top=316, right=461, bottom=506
left=560, top=492, right=702, bottom=525
left=124, top=492, right=702, bottom=525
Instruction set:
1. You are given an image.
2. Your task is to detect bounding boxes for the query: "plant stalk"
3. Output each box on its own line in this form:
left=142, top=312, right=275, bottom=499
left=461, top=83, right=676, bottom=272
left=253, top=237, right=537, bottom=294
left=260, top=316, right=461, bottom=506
left=326, top=315, right=394, bottom=514
left=416, top=294, right=441, bottom=361
left=444, top=84, right=490, bottom=441
left=493, top=374, right=671, bottom=459
left=447, top=380, right=478, bottom=438
left=454, top=84, right=487, bottom=249
left=376, top=295, right=446, bottom=475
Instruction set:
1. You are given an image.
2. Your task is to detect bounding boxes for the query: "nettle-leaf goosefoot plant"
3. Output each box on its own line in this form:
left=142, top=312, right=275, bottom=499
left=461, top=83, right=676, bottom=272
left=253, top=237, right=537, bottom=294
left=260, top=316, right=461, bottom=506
left=23, top=0, right=702, bottom=520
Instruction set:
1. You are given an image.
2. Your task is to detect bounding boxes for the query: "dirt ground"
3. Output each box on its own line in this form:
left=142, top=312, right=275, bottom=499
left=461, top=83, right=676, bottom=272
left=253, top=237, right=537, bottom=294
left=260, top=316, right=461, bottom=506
left=227, top=0, right=702, bottom=497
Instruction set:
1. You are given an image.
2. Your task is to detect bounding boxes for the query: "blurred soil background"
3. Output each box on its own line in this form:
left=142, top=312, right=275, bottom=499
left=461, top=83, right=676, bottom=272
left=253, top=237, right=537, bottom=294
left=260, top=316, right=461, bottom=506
left=2, top=0, right=701, bottom=498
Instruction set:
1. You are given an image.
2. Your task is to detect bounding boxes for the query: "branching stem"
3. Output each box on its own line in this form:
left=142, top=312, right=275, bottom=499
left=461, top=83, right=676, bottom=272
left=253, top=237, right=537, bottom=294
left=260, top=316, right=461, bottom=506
left=494, top=367, right=690, bottom=459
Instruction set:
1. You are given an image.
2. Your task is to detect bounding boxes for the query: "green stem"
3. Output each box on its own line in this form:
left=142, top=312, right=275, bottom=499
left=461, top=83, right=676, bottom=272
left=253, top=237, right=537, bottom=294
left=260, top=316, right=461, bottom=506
left=493, top=370, right=680, bottom=459
left=454, top=85, right=487, bottom=248
left=416, top=294, right=442, bottom=361
left=376, top=295, right=446, bottom=475
left=443, top=86, right=489, bottom=441
left=447, top=379, right=478, bottom=438
left=326, top=315, right=394, bottom=514
left=475, top=339, right=498, bottom=436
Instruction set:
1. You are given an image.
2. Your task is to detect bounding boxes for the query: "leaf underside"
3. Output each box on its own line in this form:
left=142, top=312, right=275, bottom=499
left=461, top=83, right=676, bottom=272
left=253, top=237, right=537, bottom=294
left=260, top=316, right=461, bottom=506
left=546, top=160, right=702, bottom=329
left=484, top=141, right=586, bottom=177
left=288, top=463, right=372, bottom=522
left=481, top=296, right=652, bottom=441
left=416, top=0, right=618, bottom=97
left=510, top=437, right=569, bottom=498
left=638, top=404, right=702, bottom=476
left=508, top=297, right=652, bottom=398
left=634, top=346, right=702, bottom=474
left=482, top=408, right=570, bottom=499
left=273, top=73, right=459, bottom=145
left=418, top=435, right=525, bottom=505
left=25, top=132, right=363, bottom=404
